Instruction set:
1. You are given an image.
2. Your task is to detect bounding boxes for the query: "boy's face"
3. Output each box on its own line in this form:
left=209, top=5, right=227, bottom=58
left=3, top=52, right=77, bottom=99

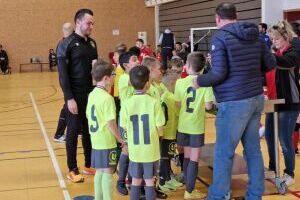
left=128, top=55, right=139, bottom=69
left=150, top=61, right=162, bottom=82
left=136, top=41, right=143, bottom=49
left=105, top=72, right=115, bottom=87
left=113, top=52, right=119, bottom=64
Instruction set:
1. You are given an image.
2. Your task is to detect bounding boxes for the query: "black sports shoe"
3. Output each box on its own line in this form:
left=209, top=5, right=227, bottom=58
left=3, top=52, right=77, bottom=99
left=116, top=181, right=128, bottom=195
left=156, top=187, right=168, bottom=199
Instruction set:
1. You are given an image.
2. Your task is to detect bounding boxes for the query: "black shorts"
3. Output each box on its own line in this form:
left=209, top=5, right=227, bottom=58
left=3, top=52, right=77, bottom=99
left=160, top=139, right=177, bottom=158
left=91, top=148, right=117, bottom=169
left=129, top=161, right=159, bottom=179
left=177, top=132, right=204, bottom=148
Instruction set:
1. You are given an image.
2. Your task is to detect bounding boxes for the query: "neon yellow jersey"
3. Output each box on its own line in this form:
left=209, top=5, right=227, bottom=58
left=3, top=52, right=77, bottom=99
left=147, top=82, right=168, bottom=100
left=120, top=94, right=165, bottom=163
left=118, top=73, right=134, bottom=104
left=174, top=75, right=214, bottom=135
left=114, top=65, right=125, bottom=97
left=161, top=91, right=178, bottom=140
left=86, top=87, right=117, bottom=149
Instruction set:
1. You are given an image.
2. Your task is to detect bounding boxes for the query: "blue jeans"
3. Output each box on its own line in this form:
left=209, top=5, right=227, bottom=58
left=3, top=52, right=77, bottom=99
left=207, top=95, right=265, bottom=200
left=265, top=110, right=299, bottom=177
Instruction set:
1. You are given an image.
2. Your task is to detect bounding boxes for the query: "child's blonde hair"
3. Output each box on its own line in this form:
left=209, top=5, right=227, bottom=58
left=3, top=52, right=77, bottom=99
left=162, top=69, right=180, bottom=92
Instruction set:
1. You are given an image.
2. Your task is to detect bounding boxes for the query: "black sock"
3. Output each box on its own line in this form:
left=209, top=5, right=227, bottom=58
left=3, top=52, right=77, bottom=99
left=145, top=186, right=156, bottom=200
left=130, top=185, right=141, bottom=200
left=179, top=153, right=184, bottom=171
left=186, top=160, right=198, bottom=193
left=118, top=153, right=129, bottom=182
left=159, top=159, right=170, bottom=185
left=183, top=158, right=190, bottom=182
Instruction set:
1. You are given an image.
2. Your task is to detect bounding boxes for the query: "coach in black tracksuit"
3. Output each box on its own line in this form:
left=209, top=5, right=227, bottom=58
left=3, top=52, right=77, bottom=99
left=57, top=9, right=97, bottom=181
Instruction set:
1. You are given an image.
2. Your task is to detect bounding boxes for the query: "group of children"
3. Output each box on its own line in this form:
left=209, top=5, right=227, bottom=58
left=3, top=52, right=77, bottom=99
left=86, top=45, right=215, bottom=200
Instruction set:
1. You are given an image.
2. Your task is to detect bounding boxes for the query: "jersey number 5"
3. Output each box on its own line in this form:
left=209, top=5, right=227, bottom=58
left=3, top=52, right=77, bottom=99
left=90, top=105, right=99, bottom=133
left=130, top=114, right=150, bottom=145
left=186, top=87, right=196, bottom=113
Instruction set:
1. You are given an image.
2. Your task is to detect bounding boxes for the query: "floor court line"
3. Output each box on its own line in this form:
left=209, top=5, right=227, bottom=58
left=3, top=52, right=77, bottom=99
left=30, top=92, right=71, bottom=200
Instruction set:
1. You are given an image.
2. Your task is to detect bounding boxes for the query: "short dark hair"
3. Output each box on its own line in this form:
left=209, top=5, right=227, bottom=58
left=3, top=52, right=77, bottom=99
left=187, top=52, right=205, bottom=73
left=175, top=42, right=182, bottom=45
left=74, top=9, right=93, bottom=23
left=216, top=2, right=237, bottom=20
left=116, top=43, right=127, bottom=54
left=91, top=59, right=114, bottom=82
left=129, top=46, right=141, bottom=57
left=259, top=23, right=268, bottom=31
left=136, top=38, right=144, bottom=44
left=130, top=65, right=150, bottom=90
left=119, top=51, right=136, bottom=70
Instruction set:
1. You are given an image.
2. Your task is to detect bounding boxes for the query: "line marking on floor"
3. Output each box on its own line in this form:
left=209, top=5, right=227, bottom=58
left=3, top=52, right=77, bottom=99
left=30, top=92, right=71, bottom=200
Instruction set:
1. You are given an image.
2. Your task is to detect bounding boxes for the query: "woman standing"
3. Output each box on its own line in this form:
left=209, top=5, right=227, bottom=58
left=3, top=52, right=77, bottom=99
left=265, top=21, right=300, bottom=187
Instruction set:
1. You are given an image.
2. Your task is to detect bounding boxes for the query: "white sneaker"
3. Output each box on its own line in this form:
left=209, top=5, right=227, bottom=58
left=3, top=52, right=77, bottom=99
left=53, top=135, right=65, bottom=143
left=282, top=173, right=295, bottom=187
left=264, top=169, right=276, bottom=179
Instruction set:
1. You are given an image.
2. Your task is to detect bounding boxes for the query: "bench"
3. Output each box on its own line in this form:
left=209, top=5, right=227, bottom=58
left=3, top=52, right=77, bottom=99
left=19, top=62, right=49, bottom=73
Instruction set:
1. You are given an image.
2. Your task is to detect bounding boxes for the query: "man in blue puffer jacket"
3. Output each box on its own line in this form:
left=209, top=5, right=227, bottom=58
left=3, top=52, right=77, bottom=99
left=193, top=2, right=276, bottom=200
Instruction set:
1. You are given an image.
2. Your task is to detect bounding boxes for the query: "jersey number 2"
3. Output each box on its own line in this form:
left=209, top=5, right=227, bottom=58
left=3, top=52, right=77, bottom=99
left=130, top=114, right=150, bottom=145
left=90, top=105, right=99, bottom=133
left=186, top=87, right=196, bottom=113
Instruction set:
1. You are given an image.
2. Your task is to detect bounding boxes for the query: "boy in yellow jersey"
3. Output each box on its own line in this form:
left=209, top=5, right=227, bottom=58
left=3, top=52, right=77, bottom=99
left=174, top=52, right=214, bottom=200
left=142, top=57, right=167, bottom=100
left=116, top=51, right=139, bottom=195
left=120, top=65, right=165, bottom=200
left=158, top=70, right=184, bottom=192
left=86, top=60, right=124, bottom=200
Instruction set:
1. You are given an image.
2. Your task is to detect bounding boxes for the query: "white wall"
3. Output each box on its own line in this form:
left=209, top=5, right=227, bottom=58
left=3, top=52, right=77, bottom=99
left=283, top=0, right=300, bottom=11
left=262, top=0, right=284, bottom=24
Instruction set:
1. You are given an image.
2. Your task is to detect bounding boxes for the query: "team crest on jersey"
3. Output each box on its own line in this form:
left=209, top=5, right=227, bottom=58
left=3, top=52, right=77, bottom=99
left=90, top=41, right=96, bottom=48
left=109, top=150, right=117, bottom=165
left=75, top=43, right=79, bottom=46
left=168, top=142, right=177, bottom=155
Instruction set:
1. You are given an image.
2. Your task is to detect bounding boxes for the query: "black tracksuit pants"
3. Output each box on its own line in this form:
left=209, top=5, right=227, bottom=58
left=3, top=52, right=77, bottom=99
left=65, top=92, right=91, bottom=171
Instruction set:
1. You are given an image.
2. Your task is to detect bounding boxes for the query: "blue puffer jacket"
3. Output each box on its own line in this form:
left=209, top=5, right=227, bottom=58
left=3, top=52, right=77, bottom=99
left=197, top=22, right=276, bottom=103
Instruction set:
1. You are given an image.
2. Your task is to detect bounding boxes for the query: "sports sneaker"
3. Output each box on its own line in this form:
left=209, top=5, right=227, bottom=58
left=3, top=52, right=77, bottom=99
left=176, top=172, right=185, bottom=184
left=184, top=190, right=206, bottom=199
left=156, top=188, right=168, bottom=199
left=282, top=173, right=295, bottom=187
left=264, top=169, right=276, bottom=179
left=82, top=167, right=95, bottom=175
left=169, top=177, right=183, bottom=188
left=158, top=184, right=172, bottom=193
left=67, top=168, right=84, bottom=183
left=53, top=135, right=65, bottom=143
left=116, top=181, right=128, bottom=195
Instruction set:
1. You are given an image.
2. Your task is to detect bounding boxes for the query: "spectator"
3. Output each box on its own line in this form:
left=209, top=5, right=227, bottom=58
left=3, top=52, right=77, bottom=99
left=136, top=38, right=152, bottom=63
left=0, top=44, right=9, bottom=74
left=159, top=28, right=175, bottom=71
left=193, top=3, right=276, bottom=199
left=48, top=49, right=57, bottom=71
left=53, top=22, right=74, bottom=143
left=264, top=21, right=300, bottom=187
left=259, top=23, right=272, bottom=49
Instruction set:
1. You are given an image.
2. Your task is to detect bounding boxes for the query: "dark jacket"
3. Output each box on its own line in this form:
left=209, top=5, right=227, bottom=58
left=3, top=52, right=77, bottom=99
left=197, top=22, right=276, bottom=103
left=274, top=38, right=300, bottom=111
left=56, top=32, right=98, bottom=100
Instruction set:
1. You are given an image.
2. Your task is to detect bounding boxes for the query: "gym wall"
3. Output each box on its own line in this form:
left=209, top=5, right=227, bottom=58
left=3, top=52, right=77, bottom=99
left=159, top=0, right=261, bottom=42
left=0, top=0, right=155, bottom=72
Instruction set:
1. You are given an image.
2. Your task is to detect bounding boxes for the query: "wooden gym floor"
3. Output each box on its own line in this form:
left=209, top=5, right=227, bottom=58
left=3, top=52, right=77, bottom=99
left=0, top=72, right=300, bottom=200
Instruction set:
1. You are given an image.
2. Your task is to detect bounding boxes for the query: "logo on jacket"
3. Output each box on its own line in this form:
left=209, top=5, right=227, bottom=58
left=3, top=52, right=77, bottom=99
left=90, top=41, right=96, bottom=48
left=211, top=44, right=215, bottom=51
left=75, top=43, right=79, bottom=46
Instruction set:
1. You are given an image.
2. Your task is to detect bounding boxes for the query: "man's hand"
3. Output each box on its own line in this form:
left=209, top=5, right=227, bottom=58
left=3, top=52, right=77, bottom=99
left=67, top=98, right=78, bottom=114
left=193, top=77, right=200, bottom=89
